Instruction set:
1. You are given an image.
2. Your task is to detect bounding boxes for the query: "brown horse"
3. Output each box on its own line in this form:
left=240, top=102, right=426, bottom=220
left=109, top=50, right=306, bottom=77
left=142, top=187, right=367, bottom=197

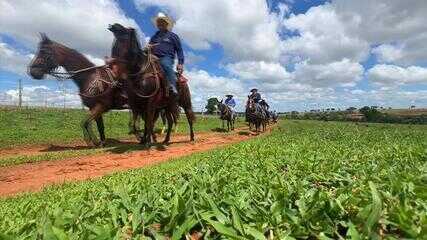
left=246, top=98, right=267, bottom=133
left=109, top=23, right=196, bottom=142
left=217, top=100, right=236, bottom=131
left=28, top=33, right=128, bottom=146
left=108, top=24, right=180, bottom=146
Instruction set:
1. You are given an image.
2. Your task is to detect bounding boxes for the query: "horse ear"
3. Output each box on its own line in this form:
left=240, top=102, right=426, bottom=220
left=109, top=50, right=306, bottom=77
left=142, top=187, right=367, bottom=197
left=39, top=32, right=51, bottom=43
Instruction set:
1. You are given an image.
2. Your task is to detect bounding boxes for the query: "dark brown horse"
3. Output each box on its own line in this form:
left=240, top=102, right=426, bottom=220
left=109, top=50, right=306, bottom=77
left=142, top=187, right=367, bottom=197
left=217, top=100, right=236, bottom=131
left=246, top=98, right=267, bottom=133
left=28, top=34, right=128, bottom=146
left=109, top=23, right=196, bottom=143
left=108, top=24, right=180, bottom=146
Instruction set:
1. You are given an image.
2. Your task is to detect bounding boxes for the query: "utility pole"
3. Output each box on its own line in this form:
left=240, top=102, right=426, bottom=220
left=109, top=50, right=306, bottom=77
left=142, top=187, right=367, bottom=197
left=18, top=78, right=22, bottom=108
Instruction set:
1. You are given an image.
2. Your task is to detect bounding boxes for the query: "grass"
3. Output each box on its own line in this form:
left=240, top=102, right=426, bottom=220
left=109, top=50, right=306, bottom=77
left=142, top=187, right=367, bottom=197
left=0, top=120, right=426, bottom=239
left=0, top=107, right=244, bottom=148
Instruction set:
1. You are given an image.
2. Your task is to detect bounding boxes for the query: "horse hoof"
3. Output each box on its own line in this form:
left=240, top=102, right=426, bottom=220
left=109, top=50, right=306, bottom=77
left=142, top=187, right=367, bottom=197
left=162, top=140, right=170, bottom=145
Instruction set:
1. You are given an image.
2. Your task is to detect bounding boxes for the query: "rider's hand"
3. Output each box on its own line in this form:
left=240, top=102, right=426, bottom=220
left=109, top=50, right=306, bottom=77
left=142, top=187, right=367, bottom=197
left=177, top=64, right=184, bottom=74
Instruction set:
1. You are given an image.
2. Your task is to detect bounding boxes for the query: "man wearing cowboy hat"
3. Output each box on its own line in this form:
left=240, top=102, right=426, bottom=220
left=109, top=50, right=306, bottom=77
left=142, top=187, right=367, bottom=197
left=225, top=94, right=236, bottom=109
left=248, top=88, right=262, bottom=103
left=149, top=12, right=184, bottom=95
left=224, top=94, right=236, bottom=119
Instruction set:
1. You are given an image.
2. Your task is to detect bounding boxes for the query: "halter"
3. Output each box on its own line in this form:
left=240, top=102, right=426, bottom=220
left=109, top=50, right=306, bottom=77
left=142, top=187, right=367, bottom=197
left=33, top=46, right=107, bottom=80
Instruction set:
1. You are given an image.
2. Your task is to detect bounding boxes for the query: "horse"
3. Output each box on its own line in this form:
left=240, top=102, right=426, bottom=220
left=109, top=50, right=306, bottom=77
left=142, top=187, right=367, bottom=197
left=108, top=23, right=195, bottom=144
left=28, top=33, right=129, bottom=147
left=108, top=24, right=180, bottom=146
left=270, top=111, right=279, bottom=123
left=245, top=98, right=267, bottom=133
left=217, top=100, right=236, bottom=131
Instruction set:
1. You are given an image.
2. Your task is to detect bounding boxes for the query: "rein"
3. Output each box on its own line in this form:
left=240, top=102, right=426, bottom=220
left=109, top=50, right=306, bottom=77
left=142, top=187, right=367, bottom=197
left=49, top=65, right=107, bottom=80
left=128, top=44, right=161, bottom=98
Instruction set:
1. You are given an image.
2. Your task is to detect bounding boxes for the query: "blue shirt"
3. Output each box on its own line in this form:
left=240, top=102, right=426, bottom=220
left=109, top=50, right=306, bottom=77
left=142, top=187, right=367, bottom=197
left=149, top=30, right=184, bottom=64
left=225, top=98, right=236, bottom=108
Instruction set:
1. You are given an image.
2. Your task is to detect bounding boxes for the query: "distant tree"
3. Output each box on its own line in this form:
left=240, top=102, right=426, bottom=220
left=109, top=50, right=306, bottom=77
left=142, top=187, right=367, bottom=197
left=205, top=97, right=219, bottom=114
left=359, top=106, right=382, bottom=121
left=346, top=107, right=357, bottom=113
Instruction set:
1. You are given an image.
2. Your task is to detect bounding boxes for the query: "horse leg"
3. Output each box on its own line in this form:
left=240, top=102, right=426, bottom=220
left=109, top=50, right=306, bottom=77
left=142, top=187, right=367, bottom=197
left=95, top=116, right=106, bottom=147
left=131, top=111, right=142, bottom=142
left=142, top=109, right=155, bottom=147
left=81, top=104, right=104, bottom=147
left=184, top=108, right=195, bottom=141
left=163, top=111, right=174, bottom=144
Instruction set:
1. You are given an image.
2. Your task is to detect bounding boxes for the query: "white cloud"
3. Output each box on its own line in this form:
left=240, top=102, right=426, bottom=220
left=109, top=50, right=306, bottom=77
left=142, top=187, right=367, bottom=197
left=0, top=0, right=142, bottom=58
left=368, top=64, right=427, bottom=86
left=0, top=41, right=32, bottom=75
left=282, top=3, right=369, bottom=64
left=135, top=0, right=284, bottom=62
left=294, top=59, right=364, bottom=88
left=226, top=61, right=292, bottom=84
left=1, top=85, right=82, bottom=107
left=185, top=51, right=206, bottom=66
left=282, top=0, right=427, bottom=65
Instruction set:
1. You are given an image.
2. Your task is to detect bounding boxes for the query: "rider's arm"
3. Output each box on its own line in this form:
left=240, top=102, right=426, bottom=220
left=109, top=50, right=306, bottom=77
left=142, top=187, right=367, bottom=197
left=174, top=34, right=184, bottom=65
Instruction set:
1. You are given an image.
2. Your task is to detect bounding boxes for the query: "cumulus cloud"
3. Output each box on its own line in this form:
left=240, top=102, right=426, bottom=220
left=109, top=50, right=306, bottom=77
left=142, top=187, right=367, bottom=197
left=226, top=61, right=292, bottom=84
left=294, top=59, right=364, bottom=88
left=282, top=0, right=427, bottom=65
left=368, top=64, right=427, bottom=86
left=0, top=41, right=33, bottom=75
left=0, top=0, right=143, bottom=58
left=134, top=0, right=284, bottom=62
left=0, top=85, right=82, bottom=107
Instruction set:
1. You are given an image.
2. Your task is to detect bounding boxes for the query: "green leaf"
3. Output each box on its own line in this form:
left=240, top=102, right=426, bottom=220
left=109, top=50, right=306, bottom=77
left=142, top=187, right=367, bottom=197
left=244, top=225, right=266, bottom=240
left=347, top=222, right=361, bottom=240
left=364, top=181, right=382, bottom=235
left=51, top=226, right=69, bottom=240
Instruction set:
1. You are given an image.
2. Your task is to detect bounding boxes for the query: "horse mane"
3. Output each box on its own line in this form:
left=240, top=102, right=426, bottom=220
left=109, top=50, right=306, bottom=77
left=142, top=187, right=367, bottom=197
left=51, top=41, right=95, bottom=67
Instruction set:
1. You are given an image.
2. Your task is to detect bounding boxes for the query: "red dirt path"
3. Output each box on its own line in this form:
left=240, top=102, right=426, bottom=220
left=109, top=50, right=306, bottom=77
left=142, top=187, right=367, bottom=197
left=0, top=128, right=264, bottom=197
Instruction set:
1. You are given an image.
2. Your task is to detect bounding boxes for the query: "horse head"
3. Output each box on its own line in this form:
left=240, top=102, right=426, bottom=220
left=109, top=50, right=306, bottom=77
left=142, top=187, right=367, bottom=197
left=246, top=97, right=255, bottom=112
left=109, top=23, right=142, bottom=67
left=28, top=33, right=59, bottom=79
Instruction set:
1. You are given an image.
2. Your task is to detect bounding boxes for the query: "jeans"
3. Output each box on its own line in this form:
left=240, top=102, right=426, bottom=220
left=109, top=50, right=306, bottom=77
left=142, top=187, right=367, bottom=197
left=159, top=56, right=177, bottom=93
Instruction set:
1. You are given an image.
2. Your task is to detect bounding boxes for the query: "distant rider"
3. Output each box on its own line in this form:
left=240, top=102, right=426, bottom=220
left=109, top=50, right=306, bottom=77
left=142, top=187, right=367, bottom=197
left=248, top=88, right=261, bottom=103
left=149, top=13, right=184, bottom=96
left=224, top=94, right=236, bottom=118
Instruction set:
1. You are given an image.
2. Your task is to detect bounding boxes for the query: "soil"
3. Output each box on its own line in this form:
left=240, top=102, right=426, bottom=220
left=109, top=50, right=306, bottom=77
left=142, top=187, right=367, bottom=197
left=0, top=127, right=269, bottom=197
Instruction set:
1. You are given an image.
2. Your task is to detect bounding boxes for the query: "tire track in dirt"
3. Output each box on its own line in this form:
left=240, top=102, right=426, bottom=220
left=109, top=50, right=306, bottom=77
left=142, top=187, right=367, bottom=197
left=0, top=127, right=271, bottom=197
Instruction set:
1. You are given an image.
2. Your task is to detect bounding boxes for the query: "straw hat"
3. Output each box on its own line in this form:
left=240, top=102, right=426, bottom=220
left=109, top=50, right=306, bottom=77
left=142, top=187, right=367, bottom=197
left=151, top=12, right=174, bottom=31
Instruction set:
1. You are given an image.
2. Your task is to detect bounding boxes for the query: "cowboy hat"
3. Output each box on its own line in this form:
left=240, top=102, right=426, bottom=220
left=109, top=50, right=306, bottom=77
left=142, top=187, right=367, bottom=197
left=225, top=94, right=233, bottom=97
left=151, top=12, right=174, bottom=31
left=250, top=88, right=258, bottom=92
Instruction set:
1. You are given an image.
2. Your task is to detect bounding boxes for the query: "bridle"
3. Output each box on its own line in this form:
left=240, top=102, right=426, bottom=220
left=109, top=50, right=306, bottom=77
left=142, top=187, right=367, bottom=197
left=32, top=45, right=105, bottom=80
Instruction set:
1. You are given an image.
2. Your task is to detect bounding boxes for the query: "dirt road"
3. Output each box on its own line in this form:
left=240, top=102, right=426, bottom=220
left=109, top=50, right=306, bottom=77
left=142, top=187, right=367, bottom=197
left=0, top=128, right=268, bottom=197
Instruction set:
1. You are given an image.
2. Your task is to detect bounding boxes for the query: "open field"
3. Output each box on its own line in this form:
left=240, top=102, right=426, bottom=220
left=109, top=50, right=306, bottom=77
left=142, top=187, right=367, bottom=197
left=1, top=120, right=425, bottom=239
left=381, top=108, right=427, bottom=116
left=0, top=107, right=243, bottom=148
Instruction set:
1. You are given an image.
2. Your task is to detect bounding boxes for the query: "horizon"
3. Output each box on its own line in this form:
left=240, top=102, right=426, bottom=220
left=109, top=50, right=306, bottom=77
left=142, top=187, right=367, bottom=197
left=0, top=0, right=426, bottom=112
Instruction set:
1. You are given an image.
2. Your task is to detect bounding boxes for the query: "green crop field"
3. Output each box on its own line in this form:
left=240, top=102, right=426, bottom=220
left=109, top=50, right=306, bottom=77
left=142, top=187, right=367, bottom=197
left=1, top=120, right=426, bottom=239
left=0, top=107, right=243, bottom=148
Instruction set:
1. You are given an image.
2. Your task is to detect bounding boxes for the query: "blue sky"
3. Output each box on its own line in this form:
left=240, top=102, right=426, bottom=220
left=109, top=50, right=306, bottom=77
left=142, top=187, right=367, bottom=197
left=0, top=0, right=426, bottom=111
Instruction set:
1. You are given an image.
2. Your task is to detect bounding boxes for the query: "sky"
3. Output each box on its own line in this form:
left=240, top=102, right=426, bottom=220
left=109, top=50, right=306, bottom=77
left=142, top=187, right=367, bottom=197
left=0, top=0, right=426, bottom=111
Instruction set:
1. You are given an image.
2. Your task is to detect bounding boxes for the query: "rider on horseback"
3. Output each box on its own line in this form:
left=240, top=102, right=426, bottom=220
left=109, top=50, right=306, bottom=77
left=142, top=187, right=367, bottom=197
left=225, top=94, right=236, bottom=118
left=249, top=88, right=261, bottom=103
left=149, top=13, right=184, bottom=96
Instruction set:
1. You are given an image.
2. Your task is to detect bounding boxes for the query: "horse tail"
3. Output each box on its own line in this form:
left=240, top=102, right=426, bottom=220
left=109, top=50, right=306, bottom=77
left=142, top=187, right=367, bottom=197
left=178, top=82, right=196, bottom=122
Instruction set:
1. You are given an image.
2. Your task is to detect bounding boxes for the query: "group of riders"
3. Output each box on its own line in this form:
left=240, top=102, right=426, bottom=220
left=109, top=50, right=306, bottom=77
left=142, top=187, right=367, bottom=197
left=114, top=13, right=277, bottom=130
left=224, top=88, right=278, bottom=125
left=28, top=12, right=278, bottom=146
left=223, top=89, right=278, bottom=123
